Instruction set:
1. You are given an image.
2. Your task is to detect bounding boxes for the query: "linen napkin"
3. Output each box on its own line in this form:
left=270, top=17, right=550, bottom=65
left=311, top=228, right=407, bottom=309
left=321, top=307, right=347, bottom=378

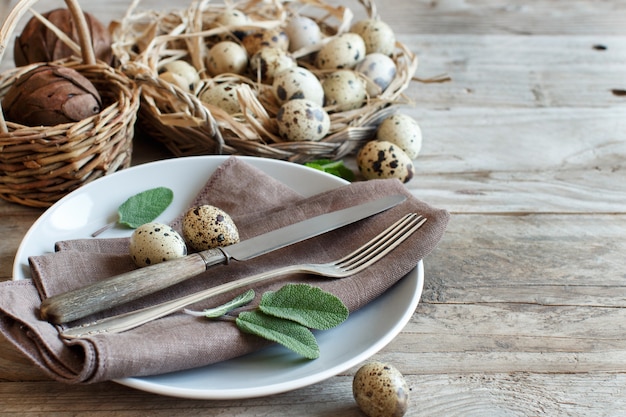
left=0, top=156, right=449, bottom=384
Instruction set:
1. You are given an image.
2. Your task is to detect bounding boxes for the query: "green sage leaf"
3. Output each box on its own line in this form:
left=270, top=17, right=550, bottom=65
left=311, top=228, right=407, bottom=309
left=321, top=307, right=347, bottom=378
left=118, top=187, right=174, bottom=229
left=304, top=159, right=354, bottom=181
left=236, top=311, right=320, bottom=359
left=185, top=289, right=255, bottom=318
left=259, top=283, right=349, bottom=330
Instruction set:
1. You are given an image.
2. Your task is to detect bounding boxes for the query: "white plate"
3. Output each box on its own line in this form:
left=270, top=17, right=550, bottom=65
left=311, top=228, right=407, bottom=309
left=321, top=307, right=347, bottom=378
left=13, top=155, right=423, bottom=400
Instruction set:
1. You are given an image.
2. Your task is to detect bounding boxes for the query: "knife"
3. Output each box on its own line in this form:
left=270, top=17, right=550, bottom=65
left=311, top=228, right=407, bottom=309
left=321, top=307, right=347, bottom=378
left=39, top=194, right=406, bottom=324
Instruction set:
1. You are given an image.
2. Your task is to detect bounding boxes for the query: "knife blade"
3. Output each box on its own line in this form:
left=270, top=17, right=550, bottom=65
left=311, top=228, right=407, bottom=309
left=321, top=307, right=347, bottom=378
left=39, top=194, right=406, bottom=324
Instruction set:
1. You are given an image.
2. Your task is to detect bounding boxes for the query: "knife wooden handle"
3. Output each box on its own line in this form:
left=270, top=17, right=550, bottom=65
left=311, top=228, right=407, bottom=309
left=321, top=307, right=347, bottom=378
left=39, top=249, right=227, bottom=324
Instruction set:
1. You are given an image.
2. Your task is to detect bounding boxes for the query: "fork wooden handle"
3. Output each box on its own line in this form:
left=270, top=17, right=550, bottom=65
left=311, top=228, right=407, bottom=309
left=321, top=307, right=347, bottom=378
left=39, top=249, right=227, bottom=324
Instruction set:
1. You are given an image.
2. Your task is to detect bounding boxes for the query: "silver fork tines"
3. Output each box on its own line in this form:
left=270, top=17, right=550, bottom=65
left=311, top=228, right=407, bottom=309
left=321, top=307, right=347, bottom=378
left=61, top=213, right=426, bottom=339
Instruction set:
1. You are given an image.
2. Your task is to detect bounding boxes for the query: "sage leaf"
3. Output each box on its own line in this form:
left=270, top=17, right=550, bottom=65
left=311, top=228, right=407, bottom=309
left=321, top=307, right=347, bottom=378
left=184, top=290, right=255, bottom=318
left=236, top=311, right=320, bottom=359
left=91, top=186, right=174, bottom=236
left=259, top=283, right=349, bottom=330
left=304, top=159, right=354, bottom=181
left=118, top=186, right=174, bottom=228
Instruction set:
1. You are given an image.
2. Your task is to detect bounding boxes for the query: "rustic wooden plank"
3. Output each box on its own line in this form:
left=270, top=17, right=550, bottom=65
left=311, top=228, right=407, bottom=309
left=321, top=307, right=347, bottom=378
left=2, top=373, right=626, bottom=416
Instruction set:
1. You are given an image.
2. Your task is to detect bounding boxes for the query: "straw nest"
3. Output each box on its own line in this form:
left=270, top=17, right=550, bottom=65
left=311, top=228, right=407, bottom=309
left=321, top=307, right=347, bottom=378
left=112, top=0, right=418, bottom=163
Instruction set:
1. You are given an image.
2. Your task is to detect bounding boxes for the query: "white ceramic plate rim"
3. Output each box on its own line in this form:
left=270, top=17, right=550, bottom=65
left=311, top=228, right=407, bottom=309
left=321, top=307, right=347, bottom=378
left=13, top=155, right=423, bottom=400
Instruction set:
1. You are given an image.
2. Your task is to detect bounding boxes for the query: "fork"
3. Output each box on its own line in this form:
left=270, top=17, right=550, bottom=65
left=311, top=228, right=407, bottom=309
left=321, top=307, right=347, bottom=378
left=61, top=213, right=426, bottom=339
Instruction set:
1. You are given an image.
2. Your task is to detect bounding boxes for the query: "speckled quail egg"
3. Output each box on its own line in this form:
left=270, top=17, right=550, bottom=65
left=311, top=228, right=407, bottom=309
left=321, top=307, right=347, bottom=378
left=376, top=113, right=422, bottom=159
left=352, top=361, right=409, bottom=417
left=357, top=140, right=414, bottom=183
left=322, top=70, right=367, bottom=111
left=213, top=9, right=251, bottom=40
left=129, top=222, right=187, bottom=267
left=273, top=67, right=324, bottom=106
left=250, top=47, right=296, bottom=83
left=285, top=15, right=322, bottom=52
left=356, top=53, right=397, bottom=96
left=350, top=19, right=396, bottom=56
left=199, top=81, right=242, bottom=114
left=276, top=98, right=330, bottom=141
left=160, top=60, right=200, bottom=91
left=159, top=71, right=190, bottom=91
left=182, top=205, right=240, bottom=252
left=315, top=33, right=366, bottom=70
left=242, top=28, right=289, bottom=56
left=206, top=41, right=248, bottom=76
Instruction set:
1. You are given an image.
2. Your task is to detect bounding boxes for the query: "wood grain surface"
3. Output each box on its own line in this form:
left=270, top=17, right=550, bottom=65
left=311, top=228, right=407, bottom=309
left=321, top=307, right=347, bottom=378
left=1, top=0, right=625, bottom=415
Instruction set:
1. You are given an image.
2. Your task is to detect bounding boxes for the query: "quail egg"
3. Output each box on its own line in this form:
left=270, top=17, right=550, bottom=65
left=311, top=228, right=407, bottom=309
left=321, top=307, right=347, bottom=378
left=250, top=47, right=296, bottom=83
left=352, top=361, right=409, bottom=417
left=182, top=205, right=240, bottom=252
left=160, top=60, right=200, bottom=90
left=199, top=81, right=242, bottom=114
left=376, top=113, right=422, bottom=159
left=206, top=41, right=248, bottom=76
left=242, top=28, right=289, bottom=56
left=276, top=98, right=330, bottom=141
left=159, top=71, right=190, bottom=91
left=273, top=67, right=324, bottom=106
left=213, top=9, right=250, bottom=40
left=357, top=140, right=414, bottom=183
left=315, top=33, right=366, bottom=70
left=285, top=15, right=322, bottom=52
left=322, top=70, right=367, bottom=111
left=350, top=19, right=396, bottom=56
left=129, top=222, right=187, bottom=267
left=356, top=53, right=397, bottom=96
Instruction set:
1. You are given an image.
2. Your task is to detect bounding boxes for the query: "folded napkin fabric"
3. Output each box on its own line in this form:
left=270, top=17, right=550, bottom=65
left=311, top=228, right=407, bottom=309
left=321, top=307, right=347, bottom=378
left=0, top=156, right=449, bottom=384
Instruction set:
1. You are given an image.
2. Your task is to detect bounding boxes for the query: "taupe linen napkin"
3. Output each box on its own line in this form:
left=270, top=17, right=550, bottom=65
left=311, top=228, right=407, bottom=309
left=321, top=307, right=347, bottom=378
left=0, top=156, right=449, bottom=384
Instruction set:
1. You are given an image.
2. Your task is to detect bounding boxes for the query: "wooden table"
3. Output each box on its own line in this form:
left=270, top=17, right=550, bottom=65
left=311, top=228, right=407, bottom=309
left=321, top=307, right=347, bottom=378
left=1, top=0, right=625, bottom=415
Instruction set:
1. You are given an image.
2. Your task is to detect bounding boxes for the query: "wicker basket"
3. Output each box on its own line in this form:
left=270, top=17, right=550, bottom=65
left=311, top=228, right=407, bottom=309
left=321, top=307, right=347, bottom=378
left=113, top=0, right=418, bottom=163
left=0, top=0, right=140, bottom=207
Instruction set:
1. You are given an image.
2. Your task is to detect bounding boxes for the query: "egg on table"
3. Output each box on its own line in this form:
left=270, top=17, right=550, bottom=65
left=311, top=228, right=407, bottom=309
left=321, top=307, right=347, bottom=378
left=357, top=140, right=414, bottom=183
left=182, top=205, right=240, bottom=252
left=352, top=361, right=409, bottom=417
left=376, top=113, right=422, bottom=159
left=129, top=222, right=187, bottom=267
left=276, top=98, right=330, bottom=141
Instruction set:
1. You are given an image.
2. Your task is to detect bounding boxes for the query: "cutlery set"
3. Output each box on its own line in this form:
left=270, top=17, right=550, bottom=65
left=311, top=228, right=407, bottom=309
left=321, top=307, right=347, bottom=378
left=38, top=194, right=426, bottom=338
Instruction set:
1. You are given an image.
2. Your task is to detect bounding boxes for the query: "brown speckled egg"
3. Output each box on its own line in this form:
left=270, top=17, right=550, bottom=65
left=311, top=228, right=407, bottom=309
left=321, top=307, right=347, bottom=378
left=357, top=140, right=414, bottom=183
left=199, top=81, right=243, bottom=114
left=315, top=33, right=366, bottom=70
left=276, top=99, right=330, bottom=141
left=376, top=114, right=422, bottom=159
left=182, top=205, right=240, bottom=251
left=322, top=70, right=367, bottom=112
left=129, top=222, right=187, bottom=267
left=250, top=47, right=296, bottom=83
left=352, top=361, right=409, bottom=417
left=350, top=19, right=396, bottom=56
left=206, top=41, right=248, bottom=76
left=242, top=28, right=289, bottom=56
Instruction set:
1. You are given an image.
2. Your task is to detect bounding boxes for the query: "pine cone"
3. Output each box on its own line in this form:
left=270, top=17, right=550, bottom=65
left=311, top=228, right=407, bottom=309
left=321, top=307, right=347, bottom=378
left=2, top=65, right=102, bottom=126
left=14, top=8, right=112, bottom=66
